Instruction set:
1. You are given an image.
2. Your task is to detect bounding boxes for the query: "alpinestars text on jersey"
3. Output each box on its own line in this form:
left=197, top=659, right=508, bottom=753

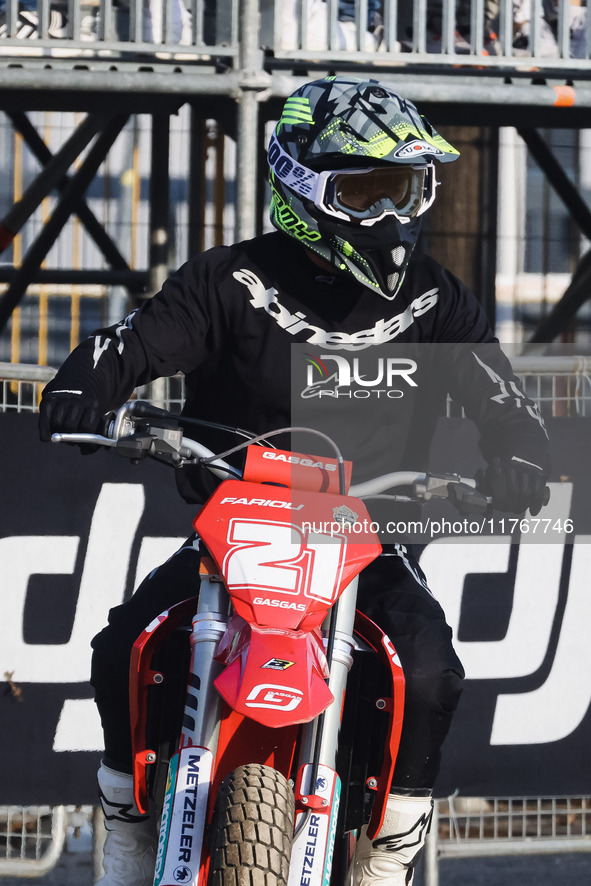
left=233, top=269, right=439, bottom=351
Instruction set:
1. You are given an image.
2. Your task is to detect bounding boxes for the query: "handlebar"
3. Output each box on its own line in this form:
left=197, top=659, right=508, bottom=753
left=349, top=472, right=478, bottom=496
left=350, top=471, right=491, bottom=514
left=51, top=401, right=238, bottom=481
left=349, top=472, right=427, bottom=496
left=50, top=400, right=498, bottom=514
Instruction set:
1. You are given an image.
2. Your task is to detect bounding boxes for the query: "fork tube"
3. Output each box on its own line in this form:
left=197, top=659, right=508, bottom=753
left=318, top=577, right=357, bottom=767
left=297, top=577, right=358, bottom=774
left=180, top=576, right=227, bottom=750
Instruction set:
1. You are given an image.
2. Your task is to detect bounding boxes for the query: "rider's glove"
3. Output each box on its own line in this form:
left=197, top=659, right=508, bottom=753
left=39, top=390, right=103, bottom=449
left=485, top=455, right=549, bottom=516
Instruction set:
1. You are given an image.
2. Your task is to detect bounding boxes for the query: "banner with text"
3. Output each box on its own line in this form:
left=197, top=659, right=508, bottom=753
left=1, top=413, right=589, bottom=802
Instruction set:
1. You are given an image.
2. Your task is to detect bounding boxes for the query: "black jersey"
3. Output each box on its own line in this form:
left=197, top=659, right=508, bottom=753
left=45, top=232, right=549, bottom=502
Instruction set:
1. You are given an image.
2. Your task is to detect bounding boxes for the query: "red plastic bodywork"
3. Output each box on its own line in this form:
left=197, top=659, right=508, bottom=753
left=129, top=598, right=197, bottom=813
left=129, top=446, right=389, bottom=820
left=193, top=479, right=381, bottom=627
left=213, top=615, right=333, bottom=727
left=354, top=611, right=406, bottom=841
left=192, top=478, right=381, bottom=729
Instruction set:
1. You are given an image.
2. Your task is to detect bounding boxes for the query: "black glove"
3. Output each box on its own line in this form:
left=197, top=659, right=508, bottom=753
left=39, top=390, right=103, bottom=449
left=485, top=456, right=549, bottom=516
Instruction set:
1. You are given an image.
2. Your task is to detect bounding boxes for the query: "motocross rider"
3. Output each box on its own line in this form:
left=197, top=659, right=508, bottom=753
left=39, top=76, right=550, bottom=886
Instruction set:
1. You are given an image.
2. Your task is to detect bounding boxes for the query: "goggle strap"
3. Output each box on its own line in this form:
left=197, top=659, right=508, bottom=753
left=267, top=133, right=323, bottom=203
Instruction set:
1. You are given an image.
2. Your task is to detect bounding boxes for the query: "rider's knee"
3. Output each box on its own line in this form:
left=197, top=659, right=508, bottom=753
left=90, top=610, right=136, bottom=690
left=405, top=660, right=464, bottom=717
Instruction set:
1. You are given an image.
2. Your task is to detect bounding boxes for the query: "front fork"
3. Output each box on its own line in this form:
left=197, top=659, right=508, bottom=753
left=288, top=578, right=358, bottom=886
left=153, top=574, right=227, bottom=886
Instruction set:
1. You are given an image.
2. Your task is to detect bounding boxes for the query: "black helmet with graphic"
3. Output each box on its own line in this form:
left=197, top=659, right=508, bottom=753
left=268, top=76, right=459, bottom=300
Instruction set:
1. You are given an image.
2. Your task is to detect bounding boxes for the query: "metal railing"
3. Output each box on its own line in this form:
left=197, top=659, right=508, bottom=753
left=0, top=0, right=588, bottom=75
left=512, top=355, right=591, bottom=417
left=0, top=0, right=239, bottom=63
left=425, top=796, right=591, bottom=885
left=6, top=354, right=590, bottom=417
left=0, top=806, right=67, bottom=878
left=138, top=373, right=185, bottom=412
left=147, top=357, right=591, bottom=418
left=0, top=361, right=55, bottom=411
left=263, top=0, right=591, bottom=71
left=0, top=363, right=177, bottom=413
left=444, top=354, right=591, bottom=418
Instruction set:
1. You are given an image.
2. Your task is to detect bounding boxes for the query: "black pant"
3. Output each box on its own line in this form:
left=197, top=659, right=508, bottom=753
left=90, top=539, right=464, bottom=791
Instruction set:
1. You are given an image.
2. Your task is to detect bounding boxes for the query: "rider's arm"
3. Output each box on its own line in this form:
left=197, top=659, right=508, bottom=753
left=448, top=341, right=550, bottom=514
left=431, top=266, right=551, bottom=514
left=39, top=250, right=227, bottom=440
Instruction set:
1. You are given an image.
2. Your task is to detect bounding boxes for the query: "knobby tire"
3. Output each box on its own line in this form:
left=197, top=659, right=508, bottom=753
left=208, top=763, right=295, bottom=886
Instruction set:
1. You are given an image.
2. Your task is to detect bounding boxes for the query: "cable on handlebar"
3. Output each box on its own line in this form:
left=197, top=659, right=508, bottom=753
left=112, top=404, right=346, bottom=492
left=130, top=401, right=278, bottom=448
left=200, top=426, right=348, bottom=496
left=356, top=494, right=415, bottom=504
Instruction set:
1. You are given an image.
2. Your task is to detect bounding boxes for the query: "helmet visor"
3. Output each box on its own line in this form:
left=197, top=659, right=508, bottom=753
left=319, top=166, right=435, bottom=224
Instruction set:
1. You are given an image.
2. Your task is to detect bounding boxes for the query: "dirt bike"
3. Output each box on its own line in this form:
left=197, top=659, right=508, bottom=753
left=52, top=399, right=491, bottom=886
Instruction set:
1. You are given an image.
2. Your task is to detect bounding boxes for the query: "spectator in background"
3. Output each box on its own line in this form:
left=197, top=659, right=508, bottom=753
left=569, top=0, right=587, bottom=57
left=280, top=0, right=381, bottom=51
left=414, top=0, right=585, bottom=58
left=536, top=0, right=588, bottom=58
left=139, top=0, right=191, bottom=44
left=0, top=0, right=193, bottom=44
left=397, top=0, right=501, bottom=54
left=0, top=0, right=95, bottom=39
left=512, top=0, right=559, bottom=56
left=338, top=0, right=383, bottom=46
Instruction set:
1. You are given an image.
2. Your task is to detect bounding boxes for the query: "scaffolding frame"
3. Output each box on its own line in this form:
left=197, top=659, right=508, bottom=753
left=1, top=2, right=591, bottom=347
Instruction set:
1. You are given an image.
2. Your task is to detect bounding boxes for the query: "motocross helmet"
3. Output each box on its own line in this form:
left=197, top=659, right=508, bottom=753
left=268, top=76, right=460, bottom=300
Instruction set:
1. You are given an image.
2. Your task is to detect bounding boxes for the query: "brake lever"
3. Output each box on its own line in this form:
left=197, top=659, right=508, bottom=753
left=51, top=433, right=118, bottom=447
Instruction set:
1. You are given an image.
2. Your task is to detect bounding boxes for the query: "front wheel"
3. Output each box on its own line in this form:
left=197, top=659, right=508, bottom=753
left=209, top=763, right=295, bottom=886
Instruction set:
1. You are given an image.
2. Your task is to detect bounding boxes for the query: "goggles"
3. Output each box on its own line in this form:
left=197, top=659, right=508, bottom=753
left=268, top=133, right=437, bottom=225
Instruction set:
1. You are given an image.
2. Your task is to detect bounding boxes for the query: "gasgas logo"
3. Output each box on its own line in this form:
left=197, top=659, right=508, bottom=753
left=245, top=683, right=303, bottom=711
left=302, top=353, right=418, bottom=399
left=262, top=451, right=337, bottom=471
left=253, top=597, right=306, bottom=612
